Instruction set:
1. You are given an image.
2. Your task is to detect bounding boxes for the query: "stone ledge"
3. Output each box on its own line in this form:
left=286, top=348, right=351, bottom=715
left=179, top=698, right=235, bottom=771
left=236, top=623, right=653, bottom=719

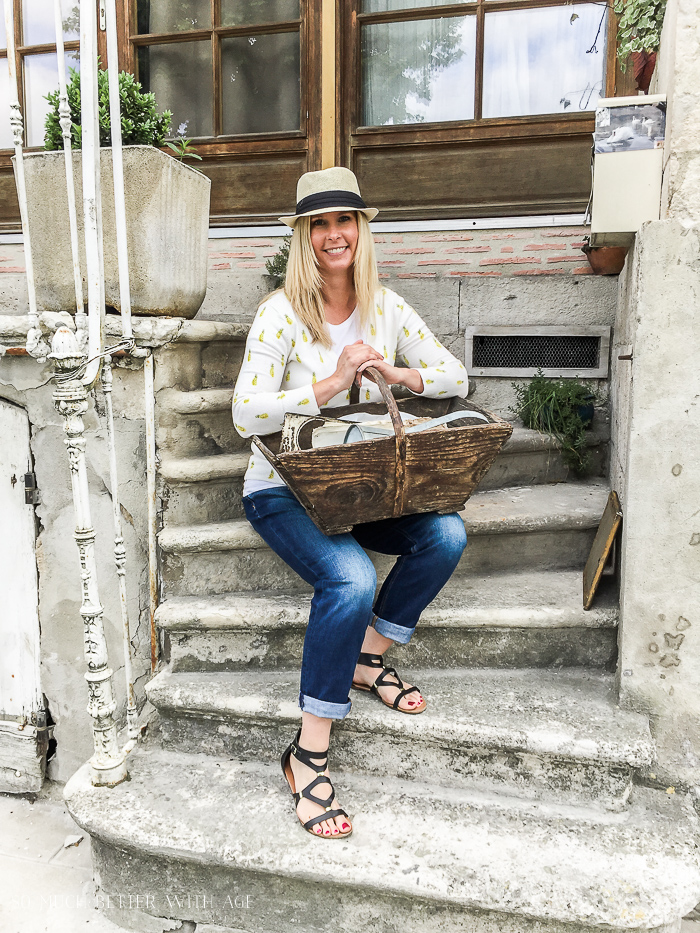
left=157, top=482, right=610, bottom=553
left=147, top=666, right=652, bottom=769
left=155, top=570, right=617, bottom=633
left=65, top=745, right=700, bottom=930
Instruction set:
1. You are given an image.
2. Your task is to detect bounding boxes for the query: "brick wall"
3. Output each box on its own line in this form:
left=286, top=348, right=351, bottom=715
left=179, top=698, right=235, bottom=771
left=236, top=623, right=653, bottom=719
left=0, top=225, right=592, bottom=292
left=205, top=225, right=592, bottom=280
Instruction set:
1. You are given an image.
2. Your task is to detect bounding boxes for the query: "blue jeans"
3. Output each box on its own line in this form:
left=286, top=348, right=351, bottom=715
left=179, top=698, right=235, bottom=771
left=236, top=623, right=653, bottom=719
left=243, top=487, right=467, bottom=720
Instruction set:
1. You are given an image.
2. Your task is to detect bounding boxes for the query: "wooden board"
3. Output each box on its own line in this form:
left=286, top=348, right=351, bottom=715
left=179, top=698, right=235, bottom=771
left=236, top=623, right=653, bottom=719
left=583, top=490, right=622, bottom=610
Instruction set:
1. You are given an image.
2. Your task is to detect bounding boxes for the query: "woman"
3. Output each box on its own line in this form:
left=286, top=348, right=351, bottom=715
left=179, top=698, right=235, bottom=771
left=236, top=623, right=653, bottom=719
left=233, top=167, right=469, bottom=840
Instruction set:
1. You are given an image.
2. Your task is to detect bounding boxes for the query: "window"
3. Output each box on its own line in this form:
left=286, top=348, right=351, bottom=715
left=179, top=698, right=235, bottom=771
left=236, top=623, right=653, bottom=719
left=0, top=0, right=634, bottom=230
left=126, top=0, right=320, bottom=224
left=343, top=0, right=625, bottom=219
left=132, top=0, right=303, bottom=139
left=0, top=0, right=81, bottom=150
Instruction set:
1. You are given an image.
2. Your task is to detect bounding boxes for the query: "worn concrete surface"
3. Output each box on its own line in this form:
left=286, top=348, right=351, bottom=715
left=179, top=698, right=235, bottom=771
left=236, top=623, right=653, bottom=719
left=20, top=148, right=210, bottom=317
left=614, top=221, right=700, bottom=787
left=0, top=354, right=151, bottom=784
left=155, top=569, right=618, bottom=673
left=148, top=666, right=650, bottom=809
left=653, top=0, right=700, bottom=222
left=0, top=785, right=124, bottom=933
left=1, top=778, right=698, bottom=933
left=64, top=745, right=700, bottom=931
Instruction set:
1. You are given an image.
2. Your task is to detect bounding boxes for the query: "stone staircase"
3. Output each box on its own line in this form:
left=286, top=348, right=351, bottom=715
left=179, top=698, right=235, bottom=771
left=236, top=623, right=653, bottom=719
left=64, top=327, right=700, bottom=933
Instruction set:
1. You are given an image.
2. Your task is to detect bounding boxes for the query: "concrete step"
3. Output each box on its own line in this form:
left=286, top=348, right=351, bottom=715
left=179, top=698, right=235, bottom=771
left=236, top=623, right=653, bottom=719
left=158, top=481, right=610, bottom=596
left=155, top=395, right=608, bottom=490
left=159, top=453, right=250, bottom=524
left=64, top=745, right=700, bottom=933
left=146, top=667, right=651, bottom=812
left=156, top=569, right=618, bottom=672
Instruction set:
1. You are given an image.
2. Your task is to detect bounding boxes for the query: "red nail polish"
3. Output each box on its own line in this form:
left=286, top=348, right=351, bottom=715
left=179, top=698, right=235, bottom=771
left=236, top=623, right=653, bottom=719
left=342, top=822, right=350, bottom=830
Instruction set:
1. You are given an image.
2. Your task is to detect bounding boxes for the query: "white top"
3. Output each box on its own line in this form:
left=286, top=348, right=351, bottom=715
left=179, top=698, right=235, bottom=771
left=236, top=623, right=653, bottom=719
left=234, top=287, right=469, bottom=496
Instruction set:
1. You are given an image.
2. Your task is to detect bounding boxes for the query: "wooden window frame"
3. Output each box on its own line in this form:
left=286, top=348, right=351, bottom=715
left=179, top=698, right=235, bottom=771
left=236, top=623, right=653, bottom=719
left=121, top=0, right=322, bottom=165
left=339, top=0, right=636, bottom=219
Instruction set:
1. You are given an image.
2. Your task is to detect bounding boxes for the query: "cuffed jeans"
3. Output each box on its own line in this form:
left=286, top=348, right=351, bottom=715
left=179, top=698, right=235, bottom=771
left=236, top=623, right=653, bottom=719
left=243, top=486, right=467, bottom=720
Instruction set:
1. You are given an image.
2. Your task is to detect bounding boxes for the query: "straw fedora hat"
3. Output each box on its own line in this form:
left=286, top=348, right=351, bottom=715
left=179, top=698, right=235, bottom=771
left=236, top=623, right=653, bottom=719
left=279, top=167, right=379, bottom=227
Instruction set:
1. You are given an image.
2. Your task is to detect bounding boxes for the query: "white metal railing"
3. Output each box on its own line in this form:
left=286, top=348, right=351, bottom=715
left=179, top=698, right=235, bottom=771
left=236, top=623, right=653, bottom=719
left=3, top=0, right=161, bottom=784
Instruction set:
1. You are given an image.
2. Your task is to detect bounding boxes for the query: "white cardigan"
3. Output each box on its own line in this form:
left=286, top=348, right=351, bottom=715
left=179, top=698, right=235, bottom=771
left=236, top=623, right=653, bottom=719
left=232, top=287, right=469, bottom=491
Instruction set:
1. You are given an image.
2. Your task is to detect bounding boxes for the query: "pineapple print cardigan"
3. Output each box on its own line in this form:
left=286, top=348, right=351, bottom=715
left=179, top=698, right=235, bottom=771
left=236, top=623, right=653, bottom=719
left=232, top=286, right=470, bottom=492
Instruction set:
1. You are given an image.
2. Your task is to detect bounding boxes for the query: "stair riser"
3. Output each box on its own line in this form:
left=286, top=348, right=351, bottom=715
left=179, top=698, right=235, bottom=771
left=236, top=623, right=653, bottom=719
left=157, top=410, right=245, bottom=458
left=156, top=713, right=631, bottom=812
left=92, top=839, right=665, bottom=933
left=155, top=427, right=606, bottom=492
left=164, top=625, right=617, bottom=673
left=477, top=446, right=607, bottom=491
left=161, top=529, right=598, bottom=597
left=161, top=478, right=246, bottom=525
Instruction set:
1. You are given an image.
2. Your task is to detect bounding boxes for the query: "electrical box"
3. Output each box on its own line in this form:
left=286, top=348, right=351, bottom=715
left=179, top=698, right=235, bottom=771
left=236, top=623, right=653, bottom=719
left=589, top=94, right=666, bottom=247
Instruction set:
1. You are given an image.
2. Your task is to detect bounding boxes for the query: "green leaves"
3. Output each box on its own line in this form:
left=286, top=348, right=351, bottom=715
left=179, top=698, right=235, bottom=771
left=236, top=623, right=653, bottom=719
left=165, top=137, right=202, bottom=161
left=44, top=67, right=172, bottom=150
left=614, top=0, right=667, bottom=70
left=265, top=235, right=292, bottom=282
left=510, top=371, right=596, bottom=476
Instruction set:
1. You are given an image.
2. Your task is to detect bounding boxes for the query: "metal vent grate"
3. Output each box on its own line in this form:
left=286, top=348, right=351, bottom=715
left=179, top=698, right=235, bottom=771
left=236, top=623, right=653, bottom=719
left=472, top=334, right=600, bottom=370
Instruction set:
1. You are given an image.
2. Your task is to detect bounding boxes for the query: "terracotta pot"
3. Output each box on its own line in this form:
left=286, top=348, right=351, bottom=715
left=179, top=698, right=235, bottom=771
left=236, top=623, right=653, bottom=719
left=581, top=245, right=629, bottom=276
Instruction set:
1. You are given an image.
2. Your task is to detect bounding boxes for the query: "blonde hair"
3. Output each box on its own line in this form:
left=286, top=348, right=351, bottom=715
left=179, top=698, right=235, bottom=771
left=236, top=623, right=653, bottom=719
left=283, top=212, right=379, bottom=348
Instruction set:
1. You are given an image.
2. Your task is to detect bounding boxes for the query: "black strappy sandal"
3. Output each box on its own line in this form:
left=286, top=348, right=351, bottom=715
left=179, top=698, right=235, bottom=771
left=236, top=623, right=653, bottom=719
left=280, top=729, right=353, bottom=838
left=351, top=652, right=427, bottom=714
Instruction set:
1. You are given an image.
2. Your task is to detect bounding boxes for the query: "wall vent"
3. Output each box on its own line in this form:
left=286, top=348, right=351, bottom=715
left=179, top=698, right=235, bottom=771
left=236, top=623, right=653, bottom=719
left=465, top=326, right=610, bottom=378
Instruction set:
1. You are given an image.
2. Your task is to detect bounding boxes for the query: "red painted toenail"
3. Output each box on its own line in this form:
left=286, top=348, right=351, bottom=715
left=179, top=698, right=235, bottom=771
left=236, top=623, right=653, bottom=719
left=333, top=829, right=339, bottom=834
left=342, top=822, right=350, bottom=830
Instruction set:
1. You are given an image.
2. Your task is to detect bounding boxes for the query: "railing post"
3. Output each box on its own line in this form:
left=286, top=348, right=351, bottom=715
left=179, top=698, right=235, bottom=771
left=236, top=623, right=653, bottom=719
left=51, top=328, right=127, bottom=786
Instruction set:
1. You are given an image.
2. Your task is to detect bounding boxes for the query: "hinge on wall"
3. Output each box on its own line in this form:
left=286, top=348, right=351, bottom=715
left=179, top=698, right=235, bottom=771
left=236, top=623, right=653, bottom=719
left=99, top=0, right=106, bottom=30
left=24, top=472, right=39, bottom=505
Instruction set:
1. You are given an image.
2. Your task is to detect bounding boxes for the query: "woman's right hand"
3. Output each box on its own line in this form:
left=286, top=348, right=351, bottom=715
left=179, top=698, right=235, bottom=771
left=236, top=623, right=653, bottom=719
left=335, top=340, right=384, bottom=390
left=313, top=340, right=384, bottom=407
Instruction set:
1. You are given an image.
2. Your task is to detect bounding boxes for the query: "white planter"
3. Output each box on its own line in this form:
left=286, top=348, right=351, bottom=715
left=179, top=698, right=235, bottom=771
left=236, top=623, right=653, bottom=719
left=18, top=146, right=211, bottom=319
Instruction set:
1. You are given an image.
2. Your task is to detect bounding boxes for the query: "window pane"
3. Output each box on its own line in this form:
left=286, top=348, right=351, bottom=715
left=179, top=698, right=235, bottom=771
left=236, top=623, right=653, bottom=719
left=22, top=0, right=80, bottom=46
left=362, top=16, right=475, bottom=126
left=24, top=51, right=80, bottom=147
left=138, top=41, right=212, bottom=138
left=222, top=32, right=300, bottom=134
left=483, top=4, right=606, bottom=118
left=363, top=0, right=466, bottom=11
left=0, top=68, right=12, bottom=147
left=221, top=0, right=300, bottom=27
left=136, top=0, right=211, bottom=35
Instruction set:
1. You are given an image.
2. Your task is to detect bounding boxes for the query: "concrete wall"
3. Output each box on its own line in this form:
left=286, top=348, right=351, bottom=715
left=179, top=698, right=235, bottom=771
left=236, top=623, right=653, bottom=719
left=615, top=220, right=700, bottom=787
left=0, top=352, right=151, bottom=783
left=612, top=0, right=700, bottom=785
left=195, top=225, right=617, bottom=414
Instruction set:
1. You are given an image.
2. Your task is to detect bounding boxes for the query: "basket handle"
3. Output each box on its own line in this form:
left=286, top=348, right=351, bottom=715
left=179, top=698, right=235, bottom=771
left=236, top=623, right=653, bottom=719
left=361, top=366, right=406, bottom=516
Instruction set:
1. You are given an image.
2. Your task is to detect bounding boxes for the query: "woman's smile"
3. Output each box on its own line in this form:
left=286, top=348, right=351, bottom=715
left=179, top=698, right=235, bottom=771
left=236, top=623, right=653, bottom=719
left=310, top=211, right=359, bottom=274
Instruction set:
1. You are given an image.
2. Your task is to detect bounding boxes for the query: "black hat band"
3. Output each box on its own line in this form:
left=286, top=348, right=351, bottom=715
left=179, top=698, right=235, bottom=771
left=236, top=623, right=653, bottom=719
left=295, top=190, right=368, bottom=216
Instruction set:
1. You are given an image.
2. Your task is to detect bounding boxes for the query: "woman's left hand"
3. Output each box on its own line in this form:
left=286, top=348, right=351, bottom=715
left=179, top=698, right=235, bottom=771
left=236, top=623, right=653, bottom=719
left=356, top=358, right=424, bottom=394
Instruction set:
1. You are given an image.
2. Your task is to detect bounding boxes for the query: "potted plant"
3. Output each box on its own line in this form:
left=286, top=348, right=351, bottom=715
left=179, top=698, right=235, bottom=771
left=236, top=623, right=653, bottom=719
left=510, top=371, right=597, bottom=476
left=614, top=0, right=667, bottom=92
left=17, top=68, right=211, bottom=319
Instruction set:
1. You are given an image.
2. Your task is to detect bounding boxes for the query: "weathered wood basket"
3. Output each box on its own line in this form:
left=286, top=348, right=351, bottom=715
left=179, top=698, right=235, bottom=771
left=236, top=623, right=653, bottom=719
left=252, top=367, right=513, bottom=535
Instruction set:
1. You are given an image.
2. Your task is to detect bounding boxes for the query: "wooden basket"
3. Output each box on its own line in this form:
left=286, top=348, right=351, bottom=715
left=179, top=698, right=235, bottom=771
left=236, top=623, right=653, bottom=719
left=252, top=367, right=513, bottom=535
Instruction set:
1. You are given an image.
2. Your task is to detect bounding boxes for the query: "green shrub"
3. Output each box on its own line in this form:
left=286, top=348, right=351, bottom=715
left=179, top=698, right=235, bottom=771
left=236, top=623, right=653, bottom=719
left=510, top=371, right=596, bottom=476
left=44, top=67, right=172, bottom=150
left=265, top=235, right=292, bottom=283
